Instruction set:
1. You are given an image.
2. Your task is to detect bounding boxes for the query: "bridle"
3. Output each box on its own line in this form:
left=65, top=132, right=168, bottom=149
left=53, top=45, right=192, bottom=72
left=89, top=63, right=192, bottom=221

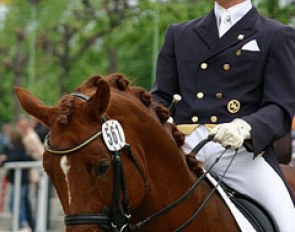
left=44, top=92, right=141, bottom=231
left=44, top=128, right=135, bottom=231
left=44, top=92, right=237, bottom=232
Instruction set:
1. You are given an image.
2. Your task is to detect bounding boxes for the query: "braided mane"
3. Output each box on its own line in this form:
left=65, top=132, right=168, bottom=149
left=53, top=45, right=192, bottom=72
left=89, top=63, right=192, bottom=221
left=74, top=73, right=185, bottom=147
left=56, top=95, right=77, bottom=125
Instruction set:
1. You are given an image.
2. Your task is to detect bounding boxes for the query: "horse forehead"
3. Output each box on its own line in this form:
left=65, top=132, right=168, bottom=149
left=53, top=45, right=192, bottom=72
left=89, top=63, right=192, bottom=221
left=53, top=95, right=87, bottom=127
left=58, top=95, right=76, bottom=107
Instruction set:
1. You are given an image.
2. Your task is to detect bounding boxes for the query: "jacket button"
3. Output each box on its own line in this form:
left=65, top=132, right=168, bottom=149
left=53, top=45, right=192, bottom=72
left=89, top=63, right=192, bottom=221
left=237, top=34, right=245, bottom=41
left=236, top=49, right=242, bottom=56
left=216, top=92, right=223, bottom=99
left=200, top=63, right=208, bottom=70
left=210, top=116, right=218, bottom=123
left=192, top=116, right=199, bottom=123
left=223, top=64, right=231, bottom=71
left=196, top=92, right=204, bottom=99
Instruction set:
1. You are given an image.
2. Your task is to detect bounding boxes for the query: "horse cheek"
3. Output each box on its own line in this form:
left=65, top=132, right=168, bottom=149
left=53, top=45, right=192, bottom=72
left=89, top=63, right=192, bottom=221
left=125, top=165, right=146, bottom=209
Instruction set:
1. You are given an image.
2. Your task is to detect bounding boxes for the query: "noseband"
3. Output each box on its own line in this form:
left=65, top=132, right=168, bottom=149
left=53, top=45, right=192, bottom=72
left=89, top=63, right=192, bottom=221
left=44, top=92, right=236, bottom=231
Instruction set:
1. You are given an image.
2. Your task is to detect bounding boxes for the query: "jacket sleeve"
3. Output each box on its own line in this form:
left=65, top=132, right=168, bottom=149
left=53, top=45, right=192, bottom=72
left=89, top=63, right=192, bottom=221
left=242, top=25, right=295, bottom=155
left=151, top=25, right=179, bottom=107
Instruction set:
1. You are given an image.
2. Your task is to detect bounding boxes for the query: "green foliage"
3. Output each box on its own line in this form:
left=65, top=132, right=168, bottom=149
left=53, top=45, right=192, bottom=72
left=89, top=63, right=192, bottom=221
left=0, top=72, right=13, bottom=123
left=254, top=0, right=295, bottom=24
left=0, top=0, right=294, bottom=122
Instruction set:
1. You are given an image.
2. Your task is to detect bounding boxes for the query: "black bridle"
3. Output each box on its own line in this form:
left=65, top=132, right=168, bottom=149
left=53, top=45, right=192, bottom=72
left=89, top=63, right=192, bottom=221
left=45, top=132, right=135, bottom=231
left=44, top=92, right=236, bottom=231
left=44, top=93, right=137, bottom=231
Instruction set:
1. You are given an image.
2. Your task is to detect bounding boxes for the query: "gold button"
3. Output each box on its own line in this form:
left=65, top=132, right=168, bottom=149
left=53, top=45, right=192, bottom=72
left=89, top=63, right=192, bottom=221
left=227, top=99, right=241, bottom=114
left=210, top=116, right=218, bottom=123
left=200, top=63, right=208, bottom=70
left=223, top=64, right=231, bottom=71
left=196, top=92, right=204, bottom=99
left=236, top=49, right=242, bottom=56
left=237, top=34, right=245, bottom=41
left=216, top=92, right=223, bottom=99
left=192, top=116, right=199, bottom=123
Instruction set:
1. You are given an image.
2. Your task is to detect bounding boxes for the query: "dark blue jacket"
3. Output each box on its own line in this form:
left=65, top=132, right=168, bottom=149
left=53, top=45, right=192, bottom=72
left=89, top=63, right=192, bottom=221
left=151, top=7, right=295, bottom=155
left=151, top=8, right=295, bottom=201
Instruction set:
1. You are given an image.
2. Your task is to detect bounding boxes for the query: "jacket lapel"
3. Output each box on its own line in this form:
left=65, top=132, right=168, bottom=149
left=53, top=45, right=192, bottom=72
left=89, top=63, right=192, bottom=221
left=193, top=8, right=259, bottom=61
left=193, top=10, right=219, bottom=50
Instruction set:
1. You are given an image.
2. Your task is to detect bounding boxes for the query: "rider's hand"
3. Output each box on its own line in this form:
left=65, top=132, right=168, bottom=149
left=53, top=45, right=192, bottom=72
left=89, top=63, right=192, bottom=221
left=209, top=119, right=251, bottom=149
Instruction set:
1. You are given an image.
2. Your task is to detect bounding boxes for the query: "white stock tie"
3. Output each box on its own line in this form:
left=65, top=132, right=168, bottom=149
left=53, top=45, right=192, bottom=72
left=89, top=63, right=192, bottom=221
left=219, top=12, right=232, bottom=37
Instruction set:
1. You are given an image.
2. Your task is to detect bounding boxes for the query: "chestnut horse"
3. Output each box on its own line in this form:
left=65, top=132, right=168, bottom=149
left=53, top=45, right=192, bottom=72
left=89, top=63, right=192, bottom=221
left=15, top=74, right=295, bottom=232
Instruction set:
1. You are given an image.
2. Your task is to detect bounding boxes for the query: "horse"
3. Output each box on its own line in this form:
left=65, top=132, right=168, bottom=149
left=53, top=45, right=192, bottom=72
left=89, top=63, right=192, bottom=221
left=14, top=74, right=295, bottom=232
left=273, top=132, right=292, bottom=164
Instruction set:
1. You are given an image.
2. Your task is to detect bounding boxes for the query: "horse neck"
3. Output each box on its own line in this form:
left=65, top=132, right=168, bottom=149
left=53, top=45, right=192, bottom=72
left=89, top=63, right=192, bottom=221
left=120, top=113, right=201, bottom=213
left=129, top=125, right=238, bottom=231
left=141, top=129, right=196, bottom=195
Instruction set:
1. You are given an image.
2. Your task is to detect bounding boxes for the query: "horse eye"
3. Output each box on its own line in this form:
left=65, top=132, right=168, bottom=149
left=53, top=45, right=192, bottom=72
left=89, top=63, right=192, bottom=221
left=94, top=160, right=110, bottom=176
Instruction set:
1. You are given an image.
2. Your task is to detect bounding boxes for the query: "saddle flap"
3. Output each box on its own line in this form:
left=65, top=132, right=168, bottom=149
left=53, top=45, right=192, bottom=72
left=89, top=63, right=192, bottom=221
left=218, top=179, right=279, bottom=232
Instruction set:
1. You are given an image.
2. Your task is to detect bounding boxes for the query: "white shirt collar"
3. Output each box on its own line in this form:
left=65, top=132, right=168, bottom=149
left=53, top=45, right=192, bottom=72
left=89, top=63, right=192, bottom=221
left=214, top=0, right=253, bottom=27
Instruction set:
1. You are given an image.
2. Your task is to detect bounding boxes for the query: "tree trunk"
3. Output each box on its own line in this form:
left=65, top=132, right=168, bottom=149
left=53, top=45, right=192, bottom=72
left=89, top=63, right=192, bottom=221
left=13, top=29, right=27, bottom=119
left=108, top=47, right=117, bottom=73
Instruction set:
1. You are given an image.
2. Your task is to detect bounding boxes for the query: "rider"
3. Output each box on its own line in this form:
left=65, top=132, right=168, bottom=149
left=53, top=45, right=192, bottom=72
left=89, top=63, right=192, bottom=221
left=151, top=0, right=295, bottom=231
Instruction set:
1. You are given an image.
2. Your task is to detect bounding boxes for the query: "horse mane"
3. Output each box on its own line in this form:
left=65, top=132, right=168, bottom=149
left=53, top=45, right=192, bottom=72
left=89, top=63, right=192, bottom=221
left=74, top=73, right=185, bottom=147
left=56, top=95, right=77, bottom=125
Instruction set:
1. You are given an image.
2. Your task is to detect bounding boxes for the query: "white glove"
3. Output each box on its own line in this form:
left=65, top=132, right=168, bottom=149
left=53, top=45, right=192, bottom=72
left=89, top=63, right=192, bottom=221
left=209, top=119, right=251, bottom=149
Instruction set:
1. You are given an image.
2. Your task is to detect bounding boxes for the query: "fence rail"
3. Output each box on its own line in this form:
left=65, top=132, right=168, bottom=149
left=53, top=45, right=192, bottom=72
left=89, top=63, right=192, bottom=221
left=2, top=161, right=49, bottom=232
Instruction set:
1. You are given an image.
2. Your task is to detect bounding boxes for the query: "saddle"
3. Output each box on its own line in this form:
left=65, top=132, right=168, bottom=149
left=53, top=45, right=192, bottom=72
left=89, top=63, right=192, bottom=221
left=218, top=181, right=279, bottom=232
left=185, top=154, right=279, bottom=232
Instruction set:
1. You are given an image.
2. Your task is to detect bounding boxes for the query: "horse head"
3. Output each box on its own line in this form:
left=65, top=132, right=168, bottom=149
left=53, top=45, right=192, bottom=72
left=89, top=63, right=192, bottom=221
left=15, top=74, right=196, bottom=232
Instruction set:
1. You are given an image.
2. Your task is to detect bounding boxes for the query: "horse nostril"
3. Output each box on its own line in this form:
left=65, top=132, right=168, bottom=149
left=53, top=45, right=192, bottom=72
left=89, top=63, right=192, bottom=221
left=94, top=160, right=110, bottom=176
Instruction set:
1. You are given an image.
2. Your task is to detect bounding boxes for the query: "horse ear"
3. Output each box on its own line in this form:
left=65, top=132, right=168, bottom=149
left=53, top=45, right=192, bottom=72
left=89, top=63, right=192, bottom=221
left=86, top=79, right=110, bottom=121
left=14, top=87, right=53, bottom=127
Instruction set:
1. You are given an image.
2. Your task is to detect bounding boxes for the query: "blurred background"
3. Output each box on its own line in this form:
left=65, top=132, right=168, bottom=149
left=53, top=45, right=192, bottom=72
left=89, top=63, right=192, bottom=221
left=0, top=1, right=294, bottom=231
left=0, top=0, right=294, bottom=123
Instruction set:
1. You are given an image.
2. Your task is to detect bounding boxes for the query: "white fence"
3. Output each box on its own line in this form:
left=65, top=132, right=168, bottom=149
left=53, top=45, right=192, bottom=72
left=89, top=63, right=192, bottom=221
left=1, top=161, right=49, bottom=232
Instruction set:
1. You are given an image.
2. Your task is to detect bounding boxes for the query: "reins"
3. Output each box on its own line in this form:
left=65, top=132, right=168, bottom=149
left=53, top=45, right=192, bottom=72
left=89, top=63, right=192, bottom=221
left=173, top=148, right=239, bottom=231
left=130, top=139, right=238, bottom=231
left=129, top=137, right=214, bottom=230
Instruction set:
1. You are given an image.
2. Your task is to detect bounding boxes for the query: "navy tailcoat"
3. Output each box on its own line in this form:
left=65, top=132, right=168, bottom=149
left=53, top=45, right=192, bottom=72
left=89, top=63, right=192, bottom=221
left=151, top=8, right=295, bottom=200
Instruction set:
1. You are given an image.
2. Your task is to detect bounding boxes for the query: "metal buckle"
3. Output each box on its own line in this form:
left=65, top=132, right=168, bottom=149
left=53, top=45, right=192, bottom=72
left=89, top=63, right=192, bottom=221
left=111, top=223, right=129, bottom=232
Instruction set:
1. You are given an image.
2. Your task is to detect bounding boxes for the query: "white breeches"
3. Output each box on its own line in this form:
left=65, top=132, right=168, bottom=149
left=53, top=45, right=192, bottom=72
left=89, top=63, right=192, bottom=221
left=183, top=125, right=295, bottom=232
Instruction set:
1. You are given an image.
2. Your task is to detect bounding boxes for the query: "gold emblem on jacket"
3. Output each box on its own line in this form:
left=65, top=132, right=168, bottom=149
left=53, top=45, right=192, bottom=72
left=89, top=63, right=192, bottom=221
left=227, top=100, right=241, bottom=114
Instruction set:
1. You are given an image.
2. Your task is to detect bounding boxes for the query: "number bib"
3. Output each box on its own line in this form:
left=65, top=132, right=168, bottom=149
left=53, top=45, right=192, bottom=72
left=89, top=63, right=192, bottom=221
left=102, top=120, right=126, bottom=151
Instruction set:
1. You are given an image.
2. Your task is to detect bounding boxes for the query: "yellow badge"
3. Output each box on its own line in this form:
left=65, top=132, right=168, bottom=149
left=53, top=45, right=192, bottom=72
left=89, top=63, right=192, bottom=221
left=227, top=100, right=241, bottom=114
